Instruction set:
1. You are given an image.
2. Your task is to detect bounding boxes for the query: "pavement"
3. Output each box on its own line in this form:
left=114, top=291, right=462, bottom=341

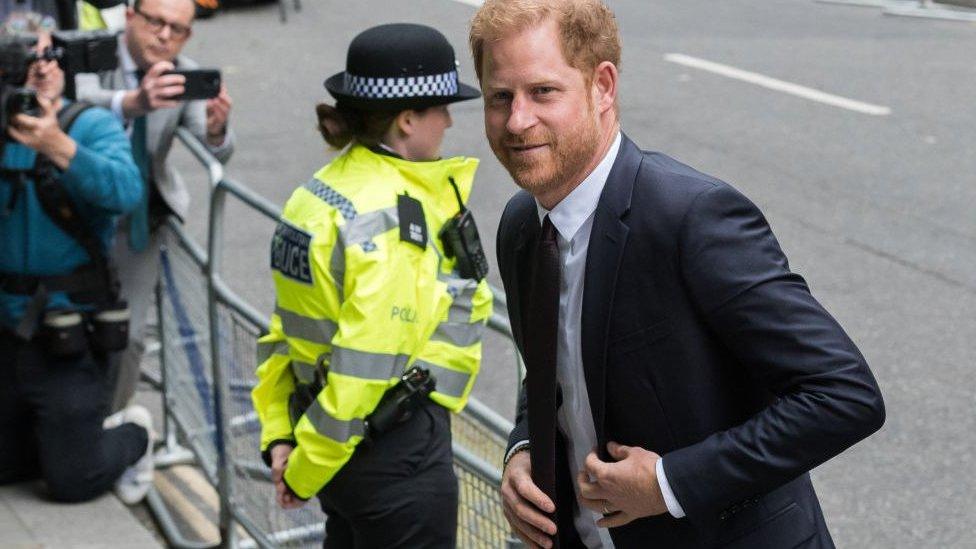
left=0, top=482, right=161, bottom=548
left=2, top=0, right=974, bottom=547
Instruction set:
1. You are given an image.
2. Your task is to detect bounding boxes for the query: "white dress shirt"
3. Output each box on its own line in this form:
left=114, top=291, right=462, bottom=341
left=110, top=37, right=141, bottom=127
left=507, top=132, right=685, bottom=548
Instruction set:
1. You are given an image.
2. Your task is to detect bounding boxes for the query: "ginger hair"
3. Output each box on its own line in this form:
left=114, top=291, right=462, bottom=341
left=469, top=0, right=621, bottom=82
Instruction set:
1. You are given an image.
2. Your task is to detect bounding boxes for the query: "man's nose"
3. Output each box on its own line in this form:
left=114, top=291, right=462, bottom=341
left=157, top=24, right=172, bottom=41
left=506, top=94, right=536, bottom=135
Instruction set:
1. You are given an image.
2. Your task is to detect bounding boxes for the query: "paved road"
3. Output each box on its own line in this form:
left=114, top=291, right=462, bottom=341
left=167, top=1, right=974, bottom=546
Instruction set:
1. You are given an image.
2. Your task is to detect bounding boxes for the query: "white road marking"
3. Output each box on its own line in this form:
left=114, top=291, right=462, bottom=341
left=448, top=0, right=483, bottom=6
left=172, top=465, right=218, bottom=508
left=664, top=53, right=891, bottom=116
left=154, top=473, right=221, bottom=543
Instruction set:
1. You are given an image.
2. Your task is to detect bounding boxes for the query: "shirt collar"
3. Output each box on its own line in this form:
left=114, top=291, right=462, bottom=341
left=536, top=132, right=621, bottom=242
left=118, top=35, right=138, bottom=75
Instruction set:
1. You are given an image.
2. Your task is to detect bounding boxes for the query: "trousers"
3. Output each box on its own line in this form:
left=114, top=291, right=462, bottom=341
left=0, top=331, right=147, bottom=502
left=109, top=225, right=168, bottom=412
left=317, top=400, right=458, bottom=549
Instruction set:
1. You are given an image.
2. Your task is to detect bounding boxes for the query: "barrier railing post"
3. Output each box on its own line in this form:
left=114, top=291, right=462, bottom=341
left=207, top=184, right=237, bottom=548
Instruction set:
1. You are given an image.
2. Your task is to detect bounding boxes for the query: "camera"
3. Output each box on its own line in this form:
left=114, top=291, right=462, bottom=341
left=0, top=36, right=40, bottom=136
left=52, top=29, right=119, bottom=101
left=0, top=30, right=120, bottom=138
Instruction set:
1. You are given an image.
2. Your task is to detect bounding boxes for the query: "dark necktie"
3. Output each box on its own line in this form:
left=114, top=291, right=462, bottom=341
left=128, top=115, right=150, bottom=251
left=525, top=215, right=561, bottom=546
left=129, top=70, right=150, bottom=251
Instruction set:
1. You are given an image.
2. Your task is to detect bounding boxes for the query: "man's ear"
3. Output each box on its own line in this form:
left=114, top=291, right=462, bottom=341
left=591, top=61, right=618, bottom=115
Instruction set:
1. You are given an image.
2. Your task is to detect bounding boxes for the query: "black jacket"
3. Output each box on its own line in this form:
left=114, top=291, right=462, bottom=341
left=497, top=135, right=885, bottom=548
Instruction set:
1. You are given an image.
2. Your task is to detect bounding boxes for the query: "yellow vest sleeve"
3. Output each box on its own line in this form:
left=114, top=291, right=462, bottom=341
left=420, top=277, right=493, bottom=412
left=251, top=314, right=296, bottom=451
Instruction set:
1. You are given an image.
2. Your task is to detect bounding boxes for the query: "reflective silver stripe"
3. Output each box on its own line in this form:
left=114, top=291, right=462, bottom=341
left=441, top=275, right=479, bottom=322
left=430, top=321, right=485, bottom=348
left=304, top=401, right=365, bottom=443
left=256, top=340, right=289, bottom=364
left=330, top=346, right=409, bottom=381
left=291, top=360, right=319, bottom=384
left=327, top=206, right=399, bottom=303
left=416, top=360, right=471, bottom=399
left=339, top=207, right=398, bottom=251
left=276, top=305, right=338, bottom=344
left=330, top=240, right=345, bottom=303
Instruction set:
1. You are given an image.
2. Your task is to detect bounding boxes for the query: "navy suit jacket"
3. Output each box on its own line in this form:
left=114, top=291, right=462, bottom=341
left=497, top=135, right=885, bottom=548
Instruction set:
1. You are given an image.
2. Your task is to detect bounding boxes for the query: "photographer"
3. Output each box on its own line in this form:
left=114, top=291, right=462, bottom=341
left=0, top=22, right=153, bottom=504
left=75, top=0, right=234, bottom=414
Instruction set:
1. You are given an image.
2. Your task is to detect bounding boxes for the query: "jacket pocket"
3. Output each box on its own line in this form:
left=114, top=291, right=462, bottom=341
left=608, top=319, right=672, bottom=356
left=720, top=502, right=816, bottom=549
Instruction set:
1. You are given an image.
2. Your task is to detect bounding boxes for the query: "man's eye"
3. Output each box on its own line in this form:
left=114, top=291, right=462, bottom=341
left=535, top=87, right=555, bottom=95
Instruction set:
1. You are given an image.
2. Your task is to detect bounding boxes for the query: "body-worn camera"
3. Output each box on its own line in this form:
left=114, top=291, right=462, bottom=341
left=439, top=177, right=489, bottom=281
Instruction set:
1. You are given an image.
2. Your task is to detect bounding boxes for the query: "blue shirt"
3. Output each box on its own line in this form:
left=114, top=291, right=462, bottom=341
left=0, top=102, right=142, bottom=330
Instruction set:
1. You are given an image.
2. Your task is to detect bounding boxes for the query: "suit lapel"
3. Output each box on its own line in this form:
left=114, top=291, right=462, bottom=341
left=581, top=136, right=641, bottom=457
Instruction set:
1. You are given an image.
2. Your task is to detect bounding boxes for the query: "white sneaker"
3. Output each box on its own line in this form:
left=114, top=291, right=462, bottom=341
left=108, top=404, right=156, bottom=505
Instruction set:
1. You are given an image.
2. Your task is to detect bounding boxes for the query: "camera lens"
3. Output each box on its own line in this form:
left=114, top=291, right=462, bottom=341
left=5, top=87, right=40, bottom=117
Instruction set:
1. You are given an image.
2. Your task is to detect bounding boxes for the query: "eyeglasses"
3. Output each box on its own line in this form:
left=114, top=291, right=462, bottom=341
left=135, top=8, right=191, bottom=39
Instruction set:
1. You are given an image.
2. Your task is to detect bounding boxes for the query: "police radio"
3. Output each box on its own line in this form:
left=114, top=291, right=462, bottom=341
left=439, top=177, right=489, bottom=281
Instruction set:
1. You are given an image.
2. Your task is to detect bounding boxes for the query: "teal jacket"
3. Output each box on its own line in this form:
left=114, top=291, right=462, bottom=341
left=0, top=102, right=141, bottom=331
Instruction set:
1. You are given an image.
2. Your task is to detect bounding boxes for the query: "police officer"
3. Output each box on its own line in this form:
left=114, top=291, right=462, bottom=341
left=251, top=23, right=492, bottom=548
left=0, top=22, right=153, bottom=504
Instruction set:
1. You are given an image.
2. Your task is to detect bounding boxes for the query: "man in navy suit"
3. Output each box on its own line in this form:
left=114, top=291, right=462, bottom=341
left=469, top=1, right=886, bottom=547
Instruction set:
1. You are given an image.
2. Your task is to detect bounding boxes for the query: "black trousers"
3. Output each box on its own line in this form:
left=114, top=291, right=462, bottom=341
left=0, top=332, right=147, bottom=502
left=317, top=400, right=458, bottom=549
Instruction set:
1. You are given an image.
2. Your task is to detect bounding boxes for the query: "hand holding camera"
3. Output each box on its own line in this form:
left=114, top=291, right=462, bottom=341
left=130, top=60, right=185, bottom=115
left=205, top=83, right=232, bottom=145
left=8, top=94, right=76, bottom=169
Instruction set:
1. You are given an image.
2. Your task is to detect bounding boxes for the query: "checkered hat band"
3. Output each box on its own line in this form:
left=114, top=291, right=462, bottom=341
left=344, top=71, right=459, bottom=99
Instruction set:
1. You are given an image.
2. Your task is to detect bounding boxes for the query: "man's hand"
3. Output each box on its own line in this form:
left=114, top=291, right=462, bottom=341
left=8, top=95, right=76, bottom=170
left=577, top=442, right=668, bottom=528
left=123, top=61, right=185, bottom=118
left=270, top=444, right=306, bottom=510
left=205, top=84, right=232, bottom=146
left=500, top=450, right=557, bottom=549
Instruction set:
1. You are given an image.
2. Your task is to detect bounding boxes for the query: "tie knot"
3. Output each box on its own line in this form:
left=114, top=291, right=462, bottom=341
left=541, top=215, right=558, bottom=243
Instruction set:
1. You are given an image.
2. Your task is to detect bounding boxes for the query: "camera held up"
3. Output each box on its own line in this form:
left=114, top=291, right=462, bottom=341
left=0, top=35, right=41, bottom=136
left=0, top=30, right=118, bottom=138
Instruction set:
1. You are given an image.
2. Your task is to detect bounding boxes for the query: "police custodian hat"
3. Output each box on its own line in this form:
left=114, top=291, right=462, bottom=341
left=324, top=23, right=481, bottom=112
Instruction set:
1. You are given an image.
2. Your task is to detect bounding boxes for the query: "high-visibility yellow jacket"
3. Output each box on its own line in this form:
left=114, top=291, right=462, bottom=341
left=251, top=145, right=493, bottom=499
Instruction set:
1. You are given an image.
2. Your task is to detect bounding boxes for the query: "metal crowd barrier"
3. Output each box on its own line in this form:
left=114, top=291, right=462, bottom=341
left=143, top=127, right=522, bottom=548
